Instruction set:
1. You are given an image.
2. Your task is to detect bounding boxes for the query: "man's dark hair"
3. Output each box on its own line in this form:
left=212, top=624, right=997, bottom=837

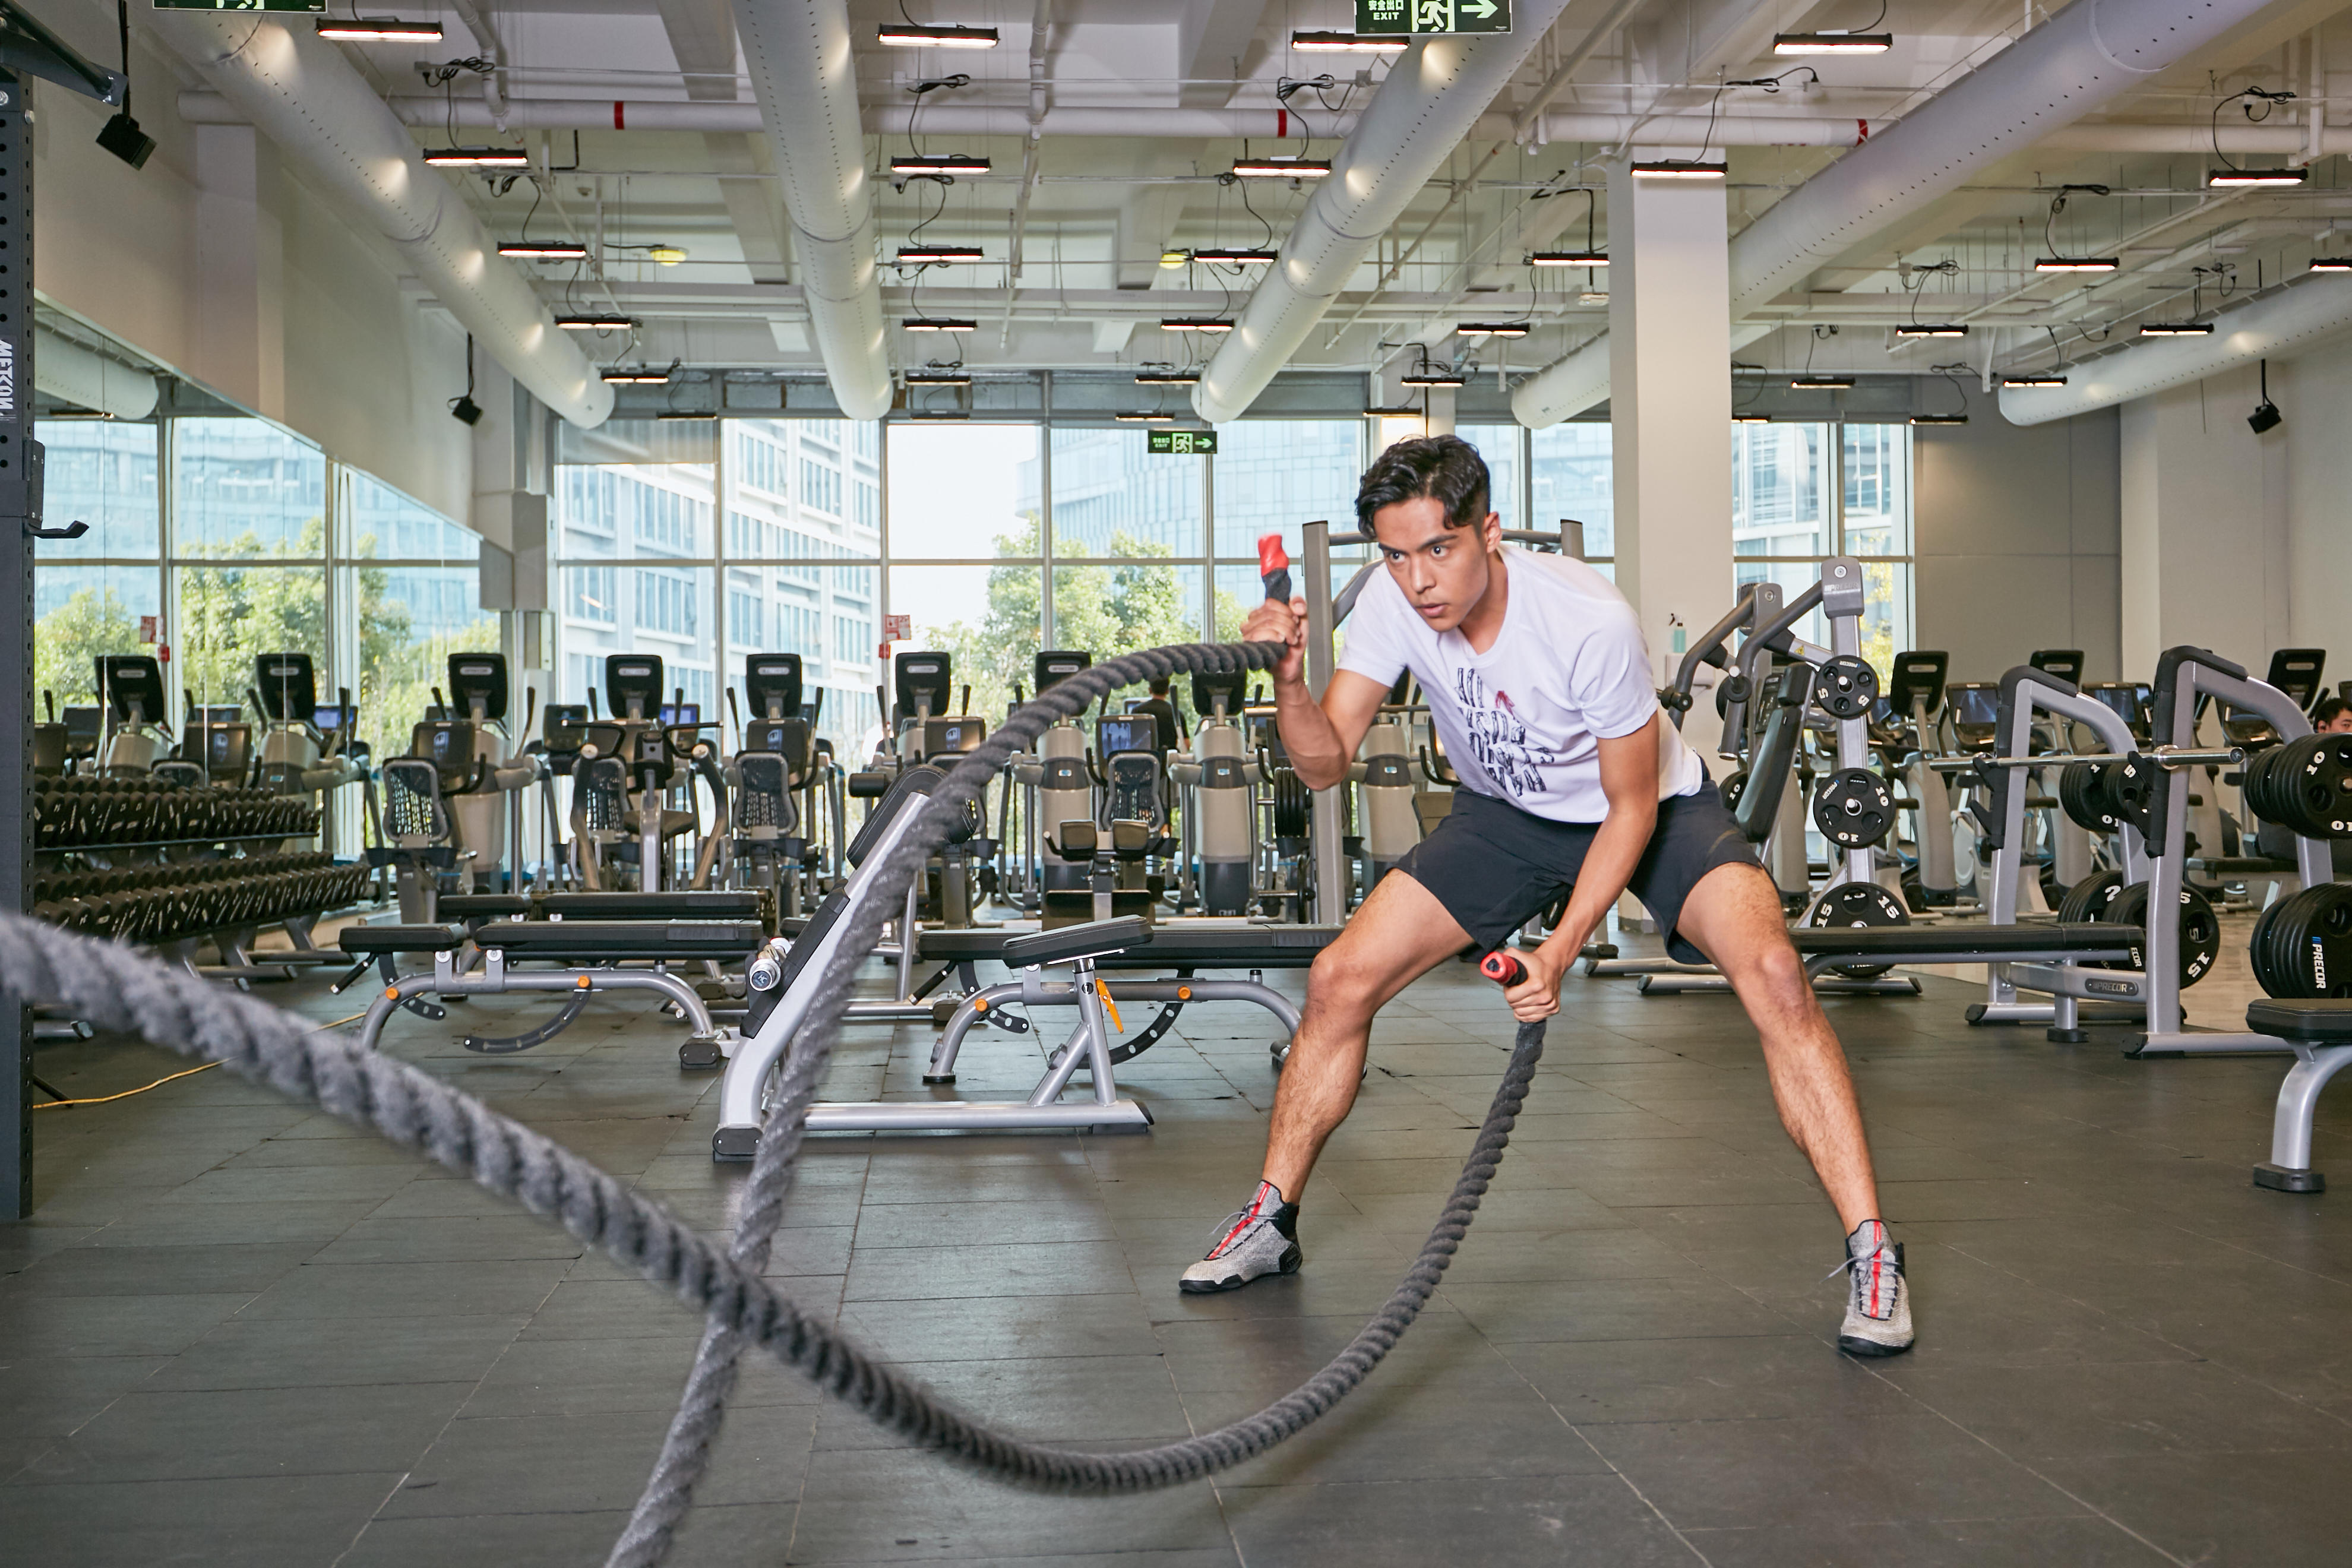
left=1147, top=676, right=1171, bottom=697
left=2314, top=694, right=2348, bottom=728
left=1355, top=435, right=1491, bottom=540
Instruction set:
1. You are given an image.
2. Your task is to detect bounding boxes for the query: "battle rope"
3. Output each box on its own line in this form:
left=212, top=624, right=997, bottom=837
left=0, top=638, right=1552, bottom=1568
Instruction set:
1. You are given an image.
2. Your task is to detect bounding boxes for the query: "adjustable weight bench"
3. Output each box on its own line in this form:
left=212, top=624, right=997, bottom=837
left=338, top=918, right=758, bottom=1061
left=916, top=920, right=1339, bottom=1083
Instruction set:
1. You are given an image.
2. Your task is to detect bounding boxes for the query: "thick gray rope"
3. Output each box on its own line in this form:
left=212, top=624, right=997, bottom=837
left=0, top=637, right=1553, bottom=1566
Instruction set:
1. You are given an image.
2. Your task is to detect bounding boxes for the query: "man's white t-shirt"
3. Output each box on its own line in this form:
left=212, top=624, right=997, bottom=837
left=1337, top=546, right=1705, bottom=823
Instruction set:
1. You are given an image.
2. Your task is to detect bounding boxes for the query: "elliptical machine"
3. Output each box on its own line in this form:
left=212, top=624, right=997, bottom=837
left=94, top=655, right=174, bottom=774
left=570, top=654, right=700, bottom=893
left=440, top=652, right=545, bottom=892
left=726, top=652, right=817, bottom=913
left=1172, top=665, right=1252, bottom=915
left=252, top=652, right=368, bottom=856
left=1014, top=650, right=1095, bottom=909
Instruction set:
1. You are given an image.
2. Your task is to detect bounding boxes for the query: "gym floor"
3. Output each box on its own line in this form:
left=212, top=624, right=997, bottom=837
left=7, top=916, right=2352, bottom=1567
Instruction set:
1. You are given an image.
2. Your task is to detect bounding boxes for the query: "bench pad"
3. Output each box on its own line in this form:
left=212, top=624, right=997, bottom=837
left=339, top=924, right=464, bottom=955
left=2249, top=999, right=2352, bottom=1041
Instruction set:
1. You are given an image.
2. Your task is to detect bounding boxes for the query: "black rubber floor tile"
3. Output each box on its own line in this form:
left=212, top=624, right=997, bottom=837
left=76, top=1198, right=381, bottom=1249
left=233, top=1257, right=574, bottom=1321
left=0, top=1471, right=400, bottom=1567
left=1443, top=1275, right=1800, bottom=1344
left=833, top=1291, right=1164, bottom=1363
left=11, top=1241, right=318, bottom=1298
left=382, top=1402, right=815, bottom=1518
left=788, top=1449, right=1227, bottom=1562
left=852, top=1199, right=1116, bottom=1251
left=18, top=1379, right=469, bottom=1483
left=157, top=1164, right=420, bottom=1207
left=1215, top=1371, right=1617, bottom=1487
left=814, top=1354, right=1191, bottom=1451
left=1884, top=1358, right=2352, bottom=1460
left=1152, top=1304, right=1489, bottom=1396
left=306, top=1213, right=587, bottom=1266
left=843, top=1240, right=1137, bottom=1302
left=0, top=1290, right=254, bottom=1357
left=1221, top=1474, right=1696, bottom=1567
left=517, top=1276, right=742, bottom=1341
left=1437, top=1224, right=1693, bottom=1285
left=2038, top=1448, right=2352, bottom=1567
left=1679, top=1516, right=2173, bottom=1567
left=1582, top=1412, right=2087, bottom=1532
left=1506, top=1334, right=1920, bottom=1425
left=146, top=1312, right=524, bottom=1392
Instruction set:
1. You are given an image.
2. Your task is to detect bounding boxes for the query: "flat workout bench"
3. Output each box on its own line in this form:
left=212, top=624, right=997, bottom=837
left=337, top=919, right=750, bottom=1061
left=918, top=920, right=1341, bottom=1086
left=2250, top=1001, right=2352, bottom=1193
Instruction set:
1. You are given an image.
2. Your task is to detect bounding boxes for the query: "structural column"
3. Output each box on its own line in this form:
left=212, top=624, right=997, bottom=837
left=1605, top=159, right=1734, bottom=760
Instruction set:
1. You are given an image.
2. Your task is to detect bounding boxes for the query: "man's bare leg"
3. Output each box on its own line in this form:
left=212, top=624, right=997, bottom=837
left=1261, top=870, right=1474, bottom=1199
left=1673, top=862, right=1880, bottom=1232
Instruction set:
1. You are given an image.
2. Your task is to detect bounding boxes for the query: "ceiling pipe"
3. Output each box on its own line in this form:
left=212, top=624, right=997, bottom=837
left=175, top=89, right=2352, bottom=157
left=729, top=0, right=890, bottom=419
left=34, top=328, right=159, bottom=421
left=1512, top=0, right=2295, bottom=429
left=148, top=11, right=611, bottom=427
left=2000, top=274, right=2352, bottom=425
left=1192, top=2, right=1575, bottom=425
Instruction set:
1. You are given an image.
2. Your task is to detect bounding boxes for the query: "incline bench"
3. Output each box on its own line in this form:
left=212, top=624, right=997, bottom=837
left=337, top=916, right=763, bottom=1061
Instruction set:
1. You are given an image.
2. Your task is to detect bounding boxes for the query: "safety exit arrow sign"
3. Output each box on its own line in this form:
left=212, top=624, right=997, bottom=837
left=1358, top=0, right=1510, bottom=35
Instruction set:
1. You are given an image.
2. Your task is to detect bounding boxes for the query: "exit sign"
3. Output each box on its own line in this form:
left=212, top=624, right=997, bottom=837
left=153, top=0, right=325, bottom=11
left=1358, top=0, right=1510, bottom=34
left=1149, top=429, right=1217, bottom=454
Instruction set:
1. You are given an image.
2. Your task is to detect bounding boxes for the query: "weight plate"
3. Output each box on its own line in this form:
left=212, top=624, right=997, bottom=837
left=2285, top=734, right=2352, bottom=838
left=1812, top=767, right=1895, bottom=848
left=1812, top=656, right=1880, bottom=721
left=2057, top=868, right=2123, bottom=924
left=2059, top=761, right=2119, bottom=832
left=1803, top=878, right=1910, bottom=978
left=2107, top=755, right=2157, bottom=837
left=1719, top=769, right=1749, bottom=814
left=2253, top=883, right=2352, bottom=997
left=2099, top=881, right=2221, bottom=990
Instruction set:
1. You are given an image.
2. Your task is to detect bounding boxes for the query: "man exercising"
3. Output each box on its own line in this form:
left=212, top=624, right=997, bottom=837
left=1180, top=435, right=1912, bottom=1358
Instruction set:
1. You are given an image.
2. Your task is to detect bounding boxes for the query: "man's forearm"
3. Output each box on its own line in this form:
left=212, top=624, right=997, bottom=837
left=1536, top=809, right=1655, bottom=961
left=1275, top=677, right=1351, bottom=789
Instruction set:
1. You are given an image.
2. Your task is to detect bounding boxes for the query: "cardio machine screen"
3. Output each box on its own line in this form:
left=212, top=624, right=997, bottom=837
left=923, top=717, right=986, bottom=758
left=544, top=705, right=589, bottom=752
left=1098, top=715, right=1156, bottom=756
left=1948, top=685, right=2000, bottom=732
left=312, top=705, right=346, bottom=733
left=659, top=704, right=700, bottom=726
left=2088, top=684, right=2149, bottom=729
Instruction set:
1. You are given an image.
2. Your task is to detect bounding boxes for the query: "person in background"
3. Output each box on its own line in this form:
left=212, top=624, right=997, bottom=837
left=1133, top=676, right=1186, bottom=772
left=2254, top=696, right=2352, bottom=866
left=2312, top=696, right=2352, bottom=735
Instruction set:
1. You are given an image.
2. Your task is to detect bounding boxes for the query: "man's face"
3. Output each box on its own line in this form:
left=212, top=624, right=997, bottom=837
left=2322, top=710, right=2352, bottom=735
left=1367, top=496, right=1502, bottom=634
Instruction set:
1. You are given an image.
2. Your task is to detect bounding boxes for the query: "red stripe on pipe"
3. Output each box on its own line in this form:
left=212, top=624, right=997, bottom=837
left=1856, top=118, right=1867, bottom=143
left=1278, top=108, right=1287, bottom=139
left=614, top=101, right=626, bottom=130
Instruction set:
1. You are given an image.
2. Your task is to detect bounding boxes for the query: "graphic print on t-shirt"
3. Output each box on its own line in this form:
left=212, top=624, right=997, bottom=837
left=1454, top=666, right=1559, bottom=800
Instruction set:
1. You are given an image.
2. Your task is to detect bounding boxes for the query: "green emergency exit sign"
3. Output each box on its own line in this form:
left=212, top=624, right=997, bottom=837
left=1148, top=429, right=1217, bottom=454
left=152, top=0, right=325, bottom=11
left=1358, top=0, right=1510, bottom=34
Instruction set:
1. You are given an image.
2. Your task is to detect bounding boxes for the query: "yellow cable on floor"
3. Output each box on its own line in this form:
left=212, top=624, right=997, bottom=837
left=35, top=1060, right=219, bottom=1108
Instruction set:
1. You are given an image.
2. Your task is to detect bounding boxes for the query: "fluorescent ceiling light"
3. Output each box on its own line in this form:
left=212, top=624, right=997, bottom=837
left=1895, top=323, right=1968, bottom=338
left=2139, top=321, right=2212, bottom=336
left=1528, top=250, right=1607, bottom=267
left=1290, top=29, right=1407, bottom=52
left=1773, top=31, right=1892, bottom=53
left=423, top=147, right=529, bottom=167
left=902, top=317, right=976, bottom=332
left=644, top=245, right=687, bottom=265
left=600, top=369, right=669, bottom=384
left=2035, top=257, right=2117, bottom=273
left=1910, top=413, right=1968, bottom=425
left=1134, top=369, right=1201, bottom=384
left=1456, top=322, right=1531, bottom=338
left=911, top=409, right=971, bottom=420
left=1630, top=160, right=1727, bottom=179
left=891, top=154, right=991, bottom=175
left=877, top=23, right=998, bottom=47
left=555, top=314, right=637, bottom=330
left=1114, top=411, right=1176, bottom=422
left=2309, top=258, right=2352, bottom=273
left=1160, top=317, right=1234, bottom=333
left=897, top=245, right=984, bottom=264
left=2207, top=168, right=2307, bottom=188
left=1231, top=157, right=1331, bottom=178
left=655, top=411, right=715, bottom=421
left=1400, top=372, right=1466, bottom=387
left=498, top=241, right=589, bottom=259
left=1734, top=415, right=1772, bottom=423
left=315, top=17, right=442, bottom=40
left=905, top=371, right=971, bottom=385
left=2002, top=374, right=2069, bottom=387
left=1790, top=374, right=1854, bottom=389
left=1191, top=248, right=1277, bottom=265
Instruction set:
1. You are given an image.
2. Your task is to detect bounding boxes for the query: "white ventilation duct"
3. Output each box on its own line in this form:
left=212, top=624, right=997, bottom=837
left=147, top=12, right=612, bottom=429
left=1512, top=0, right=2287, bottom=428
left=729, top=0, right=890, bottom=421
left=35, top=329, right=158, bottom=421
left=2000, top=277, right=2352, bottom=425
left=1192, top=2, right=1572, bottom=425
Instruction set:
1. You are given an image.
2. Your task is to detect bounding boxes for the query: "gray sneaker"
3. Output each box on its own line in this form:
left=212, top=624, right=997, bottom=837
left=1833, top=1218, right=1913, bottom=1356
left=1178, top=1181, right=1301, bottom=1294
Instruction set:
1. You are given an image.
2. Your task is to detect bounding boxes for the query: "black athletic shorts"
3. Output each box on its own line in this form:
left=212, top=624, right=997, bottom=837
left=1395, top=781, right=1759, bottom=964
